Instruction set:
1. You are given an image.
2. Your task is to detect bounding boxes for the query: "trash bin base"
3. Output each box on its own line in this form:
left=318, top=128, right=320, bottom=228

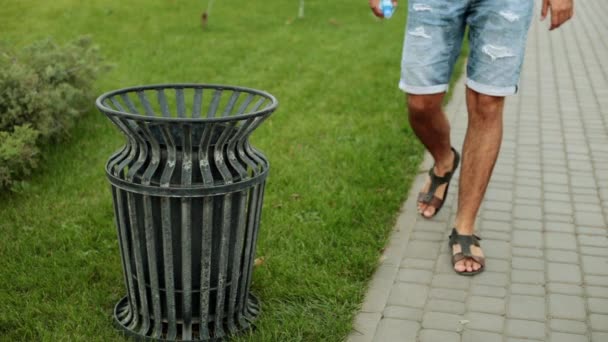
left=113, top=294, right=260, bottom=341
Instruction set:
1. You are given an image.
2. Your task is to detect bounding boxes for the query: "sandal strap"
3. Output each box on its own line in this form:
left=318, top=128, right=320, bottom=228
left=419, top=147, right=460, bottom=204
left=449, top=228, right=482, bottom=257
left=417, top=193, right=444, bottom=208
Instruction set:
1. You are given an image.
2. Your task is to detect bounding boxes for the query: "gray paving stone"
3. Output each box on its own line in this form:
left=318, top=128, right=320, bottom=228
left=427, top=299, right=466, bottom=315
left=516, top=185, right=542, bottom=199
left=471, top=285, right=506, bottom=298
left=361, top=275, right=395, bottom=312
left=401, top=258, right=436, bottom=270
left=387, top=283, right=429, bottom=308
left=506, top=339, right=543, bottom=342
left=462, top=330, right=502, bottom=342
left=418, top=329, right=460, bottom=342
left=512, top=247, right=544, bottom=258
left=480, top=220, right=511, bottom=232
left=582, top=256, right=608, bottom=275
left=545, top=221, right=576, bottom=233
left=545, top=213, right=574, bottom=223
left=434, top=254, right=455, bottom=274
left=465, top=312, right=505, bottom=333
left=545, top=192, right=571, bottom=202
left=578, top=235, right=608, bottom=248
left=587, top=286, right=608, bottom=299
left=578, top=227, right=608, bottom=236
left=421, top=312, right=464, bottom=332
left=545, top=201, right=574, bottom=214
left=585, top=275, right=608, bottom=286
left=544, top=172, right=569, bottom=184
left=483, top=210, right=512, bottom=221
left=512, top=256, right=544, bottom=271
left=473, top=271, right=509, bottom=287
left=549, top=294, right=586, bottom=320
left=481, top=240, right=510, bottom=259
left=429, top=288, right=467, bottom=302
left=508, top=295, right=546, bottom=320
left=575, top=212, right=606, bottom=227
left=348, top=312, right=382, bottom=342
left=547, top=262, right=583, bottom=283
left=547, top=283, right=583, bottom=296
left=405, top=240, right=441, bottom=260
left=574, top=202, right=603, bottom=213
left=573, top=194, right=600, bottom=203
left=383, top=306, right=423, bottom=321
left=588, top=298, right=608, bottom=314
left=592, top=332, right=608, bottom=342
left=549, top=319, right=588, bottom=334
left=506, top=319, right=546, bottom=340
left=582, top=245, right=608, bottom=257
left=549, top=332, right=589, bottom=342
left=372, top=318, right=420, bottom=342
left=544, top=184, right=570, bottom=194
left=516, top=177, right=542, bottom=187
left=514, top=205, right=543, bottom=219
left=512, top=269, right=545, bottom=284
left=469, top=296, right=505, bottom=315
left=414, top=220, right=447, bottom=233
left=512, top=230, right=543, bottom=248
left=514, top=197, right=541, bottom=206
left=589, top=314, right=608, bottom=332
left=431, top=274, right=470, bottom=290
left=481, top=230, right=510, bottom=241
left=545, top=232, right=578, bottom=250
left=397, top=269, right=434, bottom=284
left=546, top=249, right=580, bottom=264
left=485, top=188, right=513, bottom=202
left=511, top=283, right=545, bottom=296
left=484, top=201, right=512, bottom=212
left=411, top=231, right=445, bottom=242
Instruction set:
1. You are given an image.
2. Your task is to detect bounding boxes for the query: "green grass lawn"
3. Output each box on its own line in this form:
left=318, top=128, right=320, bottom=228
left=0, top=1, right=466, bottom=341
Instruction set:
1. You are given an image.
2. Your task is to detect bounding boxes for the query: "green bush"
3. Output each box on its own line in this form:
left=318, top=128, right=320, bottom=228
left=0, top=36, right=106, bottom=189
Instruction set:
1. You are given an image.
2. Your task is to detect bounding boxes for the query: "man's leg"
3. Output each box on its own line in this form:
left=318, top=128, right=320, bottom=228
left=407, top=93, right=456, bottom=218
left=452, top=88, right=505, bottom=272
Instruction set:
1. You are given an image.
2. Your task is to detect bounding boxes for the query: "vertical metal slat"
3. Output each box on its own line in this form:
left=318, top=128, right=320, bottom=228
left=207, top=89, right=222, bottom=118
left=226, top=191, right=248, bottom=332
left=180, top=125, right=194, bottom=340
left=213, top=194, right=233, bottom=338
left=193, top=88, right=203, bottom=118
left=159, top=125, right=178, bottom=339
left=157, top=89, right=171, bottom=117
left=198, top=196, right=213, bottom=340
left=176, top=88, right=186, bottom=118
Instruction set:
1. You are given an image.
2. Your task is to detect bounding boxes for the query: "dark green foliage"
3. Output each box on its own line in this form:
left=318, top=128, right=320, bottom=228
left=0, top=37, right=106, bottom=188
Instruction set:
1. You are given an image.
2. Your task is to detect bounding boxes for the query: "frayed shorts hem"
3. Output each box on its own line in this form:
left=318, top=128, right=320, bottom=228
left=399, top=81, right=449, bottom=95
left=466, top=78, right=517, bottom=97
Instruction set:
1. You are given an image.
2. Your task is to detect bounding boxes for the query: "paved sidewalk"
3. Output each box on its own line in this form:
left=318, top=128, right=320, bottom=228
left=348, top=1, right=608, bottom=341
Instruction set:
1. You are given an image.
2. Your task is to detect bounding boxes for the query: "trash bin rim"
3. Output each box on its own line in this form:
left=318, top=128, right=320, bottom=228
left=95, top=83, right=278, bottom=123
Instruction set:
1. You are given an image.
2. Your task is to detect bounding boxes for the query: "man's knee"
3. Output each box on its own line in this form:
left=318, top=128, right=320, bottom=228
left=471, top=93, right=505, bottom=122
left=407, top=94, right=443, bottom=121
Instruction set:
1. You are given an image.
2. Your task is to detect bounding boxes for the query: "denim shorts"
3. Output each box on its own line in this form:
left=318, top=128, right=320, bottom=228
left=399, top=0, right=534, bottom=96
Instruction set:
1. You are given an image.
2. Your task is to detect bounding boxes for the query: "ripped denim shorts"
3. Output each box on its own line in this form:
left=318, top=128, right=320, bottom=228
left=399, top=0, right=534, bottom=96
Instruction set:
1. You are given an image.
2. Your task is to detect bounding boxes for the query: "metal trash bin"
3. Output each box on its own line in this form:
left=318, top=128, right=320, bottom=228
left=95, top=84, right=277, bottom=341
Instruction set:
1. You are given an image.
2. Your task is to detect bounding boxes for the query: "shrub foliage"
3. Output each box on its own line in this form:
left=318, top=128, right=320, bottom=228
left=0, top=37, right=105, bottom=189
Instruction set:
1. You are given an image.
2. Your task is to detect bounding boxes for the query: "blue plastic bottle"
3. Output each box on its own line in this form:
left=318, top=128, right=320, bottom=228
left=380, top=0, right=394, bottom=19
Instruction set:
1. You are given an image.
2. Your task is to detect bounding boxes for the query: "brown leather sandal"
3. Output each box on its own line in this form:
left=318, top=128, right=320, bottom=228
left=448, top=228, right=485, bottom=276
left=417, top=147, right=460, bottom=219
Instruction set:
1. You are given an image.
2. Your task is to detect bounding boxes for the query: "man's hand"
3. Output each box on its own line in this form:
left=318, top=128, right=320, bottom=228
left=369, top=0, right=398, bottom=19
left=541, top=0, right=574, bottom=30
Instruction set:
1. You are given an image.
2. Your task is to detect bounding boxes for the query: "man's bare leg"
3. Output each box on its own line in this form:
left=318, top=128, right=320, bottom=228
left=452, top=88, right=505, bottom=273
left=407, top=93, right=456, bottom=218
